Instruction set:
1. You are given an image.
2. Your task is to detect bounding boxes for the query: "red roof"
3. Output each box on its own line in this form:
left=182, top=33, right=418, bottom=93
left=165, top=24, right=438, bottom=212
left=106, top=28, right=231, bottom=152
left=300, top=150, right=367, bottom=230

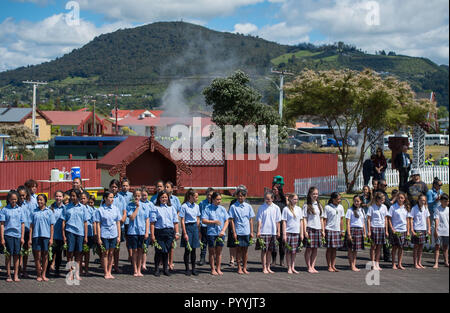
left=111, top=109, right=164, bottom=119
left=296, top=122, right=319, bottom=129
left=43, top=111, right=104, bottom=129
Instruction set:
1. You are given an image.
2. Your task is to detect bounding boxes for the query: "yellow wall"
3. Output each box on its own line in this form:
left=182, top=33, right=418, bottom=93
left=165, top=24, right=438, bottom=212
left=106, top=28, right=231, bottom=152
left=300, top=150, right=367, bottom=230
left=23, top=114, right=51, bottom=141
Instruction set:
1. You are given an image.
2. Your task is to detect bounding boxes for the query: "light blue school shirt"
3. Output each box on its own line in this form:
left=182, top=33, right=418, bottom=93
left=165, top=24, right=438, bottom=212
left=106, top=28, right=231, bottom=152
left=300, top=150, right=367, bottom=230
left=85, top=205, right=95, bottom=237
left=126, top=202, right=149, bottom=235
left=20, top=201, right=33, bottom=230
left=199, top=199, right=210, bottom=228
left=113, top=193, right=127, bottom=225
left=94, top=204, right=121, bottom=239
left=179, top=202, right=201, bottom=224
left=170, top=195, right=182, bottom=213
left=229, top=202, right=255, bottom=236
left=427, top=188, right=444, bottom=216
left=150, top=204, right=178, bottom=229
left=119, top=191, right=133, bottom=225
left=31, top=207, right=55, bottom=238
left=29, top=194, right=38, bottom=207
left=150, top=194, right=158, bottom=204
left=51, top=203, right=65, bottom=240
left=61, top=202, right=88, bottom=236
left=0, top=204, right=26, bottom=238
left=201, top=204, right=230, bottom=236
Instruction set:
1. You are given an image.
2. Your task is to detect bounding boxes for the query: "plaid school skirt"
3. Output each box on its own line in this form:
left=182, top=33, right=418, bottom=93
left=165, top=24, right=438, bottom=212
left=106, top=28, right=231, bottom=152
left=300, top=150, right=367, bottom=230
left=390, top=231, right=408, bottom=247
left=304, top=228, right=322, bottom=248
left=285, top=233, right=300, bottom=253
left=349, top=228, right=364, bottom=251
left=370, top=227, right=385, bottom=245
left=325, top=230, right=342, bottom=248
left=258, top=235, right=277, bottom=252
left=413, top=230, right=427, bottom=245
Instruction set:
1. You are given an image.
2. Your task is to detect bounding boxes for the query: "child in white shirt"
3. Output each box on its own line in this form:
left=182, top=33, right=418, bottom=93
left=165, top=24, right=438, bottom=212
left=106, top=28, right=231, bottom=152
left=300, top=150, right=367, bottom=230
left=346, top=195, right=366, bottom=272
left=281, top=193, right=303, bottom=274
left=433, top=193, right=449, bottom=268
left=408, top=194, right=431, bottom=269
left=387, top=191, right=410, bottom=270
left=323, top=192, right=345, bottom=272
left=367, top=192, right=389, bottom=271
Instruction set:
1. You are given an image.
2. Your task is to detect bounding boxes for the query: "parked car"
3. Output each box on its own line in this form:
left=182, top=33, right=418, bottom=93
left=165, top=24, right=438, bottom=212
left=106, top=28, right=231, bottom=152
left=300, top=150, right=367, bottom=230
left=326, top=138, right=343, bottom=147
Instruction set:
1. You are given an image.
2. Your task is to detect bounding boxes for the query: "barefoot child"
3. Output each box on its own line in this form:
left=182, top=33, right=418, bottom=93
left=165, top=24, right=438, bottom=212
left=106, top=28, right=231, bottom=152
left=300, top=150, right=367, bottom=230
left=127, top=188, right=150, bottom=277
left=0, top=191, right=26, bottom=282
left=119, top=178, right=133, bottom=262
left=229, top=188, right=255, bottom=275
left=201, top=192, right=229, bottom=276
left=367, top=192, right=389, bottom=271
left=28, top=194, right=55, bottom=282
left=198, top=187, right=214, bottom=266
left=303, top=187, right=325, bottom=274
left=324, top=192, right=345, bottom=272
left=281, top=193, right=303, bottom=274
left=108, top=179, right=127, bottom=274
left=94, top=191, right=122, bottom=279
left=433, top=193, right=449, bottom=268
left=346, top=195, right=366, bottom=271
left=165, top=181, right=181, bottom=271
left=387, top=192, right=410, bottom=270
left=256, top=191, right=281, bottom=274
left=80, top=191, right=94, bottom=276
left=409, top=194, right=431, bottom=269
left=17, top=186, right=32, bottom=278
left=140, top=187, right=154, bottom=272
left=180, top=189, right=201, bottom=276
left=49, top=191, right=65, bottom=277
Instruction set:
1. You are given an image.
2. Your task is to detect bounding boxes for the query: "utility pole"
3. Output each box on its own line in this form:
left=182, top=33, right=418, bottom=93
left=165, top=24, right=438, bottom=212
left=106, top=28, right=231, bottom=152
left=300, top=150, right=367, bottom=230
left=115, top=86, right=118, bottom=135
left=22, top=81, right=47, bottom=137
left=270, top=69, right=293, bottom=119
left=92, top=99, right=96, bottom=136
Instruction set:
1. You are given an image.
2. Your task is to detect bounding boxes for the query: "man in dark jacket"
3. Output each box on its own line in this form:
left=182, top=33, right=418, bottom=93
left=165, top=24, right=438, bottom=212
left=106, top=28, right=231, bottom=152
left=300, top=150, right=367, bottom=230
left=394, top=145, right=411, bottom=190
left=402, top=170, right=428, bottom=207
left=363, top=154, right=376, bottom=186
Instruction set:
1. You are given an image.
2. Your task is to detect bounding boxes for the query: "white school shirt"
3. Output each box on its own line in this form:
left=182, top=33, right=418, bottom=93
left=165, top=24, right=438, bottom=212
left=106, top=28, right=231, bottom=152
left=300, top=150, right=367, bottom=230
left=345, top=207, right=365, bottom=228
left=256, top=203, right=281, bottom=236
left=324, top=204, right=345, bottom=232
left=387, top=203, right=409, bottom=232
left=367, top=204, right=388, bottom=228
left=281, top=206, right=303, bottom=234
left=433, top=205, right=448, bottom=237
left=302, top=202, right=325, bottom=230
left=408, top=205, right=430, bottom=231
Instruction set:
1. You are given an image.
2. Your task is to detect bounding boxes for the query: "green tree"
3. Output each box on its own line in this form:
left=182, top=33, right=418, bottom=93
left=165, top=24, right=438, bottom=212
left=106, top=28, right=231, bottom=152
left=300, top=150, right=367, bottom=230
left=438, top=106, right=449, bottom=119
left=0, top=124, right=37, bottom=155
left=203, top=70, right=287, bottom=150
left=284, top=69, right=436, bottom=192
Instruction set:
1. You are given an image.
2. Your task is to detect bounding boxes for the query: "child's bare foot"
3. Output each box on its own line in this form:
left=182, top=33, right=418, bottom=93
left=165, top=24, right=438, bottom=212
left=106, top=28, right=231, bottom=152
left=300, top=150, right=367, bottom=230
left=243, top=269, right=250, bottom=274
left=133, top=273, right=139, bottom=277
left=312, top=268, right=319, bottom=273
left=42, top=276, right=49, bottom=282
left=268, top=268, right=274, bottom=274
left=14, top=277, right=21, bottom=282
left=351, top=267, right=360, bottom=272
left=6, top=277, right=13, bottom=282
left=392, top=264, right=398, bottom=270
left=292, top=269, right=299, bottom=274
left=420, top=264, right=426, bottom=269
left=237, top=269, right=244, bottom=275
left=110, top=274, right=115, bottom=279
left=263, top=269, right=269, bottom=274
left=415, top=265, right=421, bottom=269
left=287, top=269, right=293, bottom=274
left=445, top=263, right=449, bottom=267
left=217, top=270, right=223, bottom=275
left=211, top=270, right=218, bottom=276
left=328, top=267, right=335, bottom=272
left=433, top=264, right=439, bottom=269
left=398, top=265, right=405, bottom=270
left=36, top=277, right=43, bottom=282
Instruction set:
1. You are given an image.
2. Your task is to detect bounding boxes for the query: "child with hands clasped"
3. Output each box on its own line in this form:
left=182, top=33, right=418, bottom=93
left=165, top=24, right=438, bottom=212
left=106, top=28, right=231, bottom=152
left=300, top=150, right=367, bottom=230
left=201, top=192, right=229, bottom=276
left=127, top=189, right=150, bottom=277
left=94, top=191, right=122, bottom=279
left=324, top=192, right=345, bottom=272
left=229, top=188, right=255, bottom=275
left=433, top=193, right=449, bottom=268
left=367, top=192, right=389, bottom=271
left=28, top=194, right=55, bottom=282
left=346, top=195, right=366, bottom=271
left=256, top=191, right=281, bottom=274
left=408, top=194, right=431, bottom=269
left=281, top=193, right=303, bottom=274
left=387, top=191, right=410, bottom=270
left=0, top=191, right=26, bottom=282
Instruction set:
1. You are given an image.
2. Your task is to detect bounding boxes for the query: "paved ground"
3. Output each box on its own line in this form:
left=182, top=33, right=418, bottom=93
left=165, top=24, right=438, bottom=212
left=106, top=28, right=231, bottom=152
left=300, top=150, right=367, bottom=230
left=0, top=240, right=448, bottom=293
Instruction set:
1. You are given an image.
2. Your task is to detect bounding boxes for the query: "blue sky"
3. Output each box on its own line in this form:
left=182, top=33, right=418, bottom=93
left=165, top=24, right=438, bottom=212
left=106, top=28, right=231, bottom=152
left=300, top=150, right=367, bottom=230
left=0, top=0, right=448, bottom=72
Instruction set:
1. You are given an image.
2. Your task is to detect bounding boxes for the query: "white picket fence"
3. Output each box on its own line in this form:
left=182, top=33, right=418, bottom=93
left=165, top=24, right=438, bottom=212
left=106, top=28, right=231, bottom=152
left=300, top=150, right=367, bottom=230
left=295, top=166, right=449, bottom=195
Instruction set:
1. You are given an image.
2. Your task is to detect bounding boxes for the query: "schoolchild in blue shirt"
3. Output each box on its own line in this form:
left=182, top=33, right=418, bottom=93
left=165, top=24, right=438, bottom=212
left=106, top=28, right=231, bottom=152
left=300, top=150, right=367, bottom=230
left=29, top=194, right=55, bottom=282
left=17, top=185, right=32, bottom=278
left=25, top=179, right=38, bottom=208
left=150, top=180, right=165, bottom=204
left=95, top=191, right=122, bottom=280
left=127, top=189, right=150, bottom=277
left=0, top=190, right=26, bottom=282
left=150, top=191, right=180, bottom=277
left=109, top=179, right=127, bottom=273
left=180, top=189, right=201, bottom=276
left=201, top=192, right=229, bottom=276
left=48, top=190, right=65, bottom=277
left=198, top=187, right=214, bottom=266
left=165, top=181, right=181, bottom=271
left=62, top=189, right=88, bottom=281
left=140, top=187, right=155, bottom=272
left=119, top=178, right=133, bottom=261
left=80, top=191, right=95, bottom=276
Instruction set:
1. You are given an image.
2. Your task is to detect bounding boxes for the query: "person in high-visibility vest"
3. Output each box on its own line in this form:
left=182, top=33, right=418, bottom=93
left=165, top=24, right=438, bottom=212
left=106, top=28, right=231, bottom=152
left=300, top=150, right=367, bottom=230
left=439, top=154, right=449, bottom=166
left=425, top=154, right=435, bottom=166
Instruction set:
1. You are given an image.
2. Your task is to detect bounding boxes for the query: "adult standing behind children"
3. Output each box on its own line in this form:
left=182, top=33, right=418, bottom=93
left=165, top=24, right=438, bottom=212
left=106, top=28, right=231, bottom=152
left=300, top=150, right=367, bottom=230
left=402, top=170, right=428, bottom=208
left=394, top=145, right=411, bottom=190
left=362, top=155, right=376, bottom=186
left=373, top=148, right=388, bottom=181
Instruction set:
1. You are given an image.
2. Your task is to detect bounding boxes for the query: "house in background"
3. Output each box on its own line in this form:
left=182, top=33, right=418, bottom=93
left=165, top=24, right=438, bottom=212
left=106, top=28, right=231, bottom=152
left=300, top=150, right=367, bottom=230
left=0, top=107, right=52, bottom=142
left=43, top=111, right=104, bottom=136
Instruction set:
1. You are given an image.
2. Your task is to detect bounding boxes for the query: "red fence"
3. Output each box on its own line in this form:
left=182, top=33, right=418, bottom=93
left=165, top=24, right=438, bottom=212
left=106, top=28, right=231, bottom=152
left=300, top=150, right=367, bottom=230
left=226, top=153, right=338, bottom=197
left=0, top=160, right=101, bottom=197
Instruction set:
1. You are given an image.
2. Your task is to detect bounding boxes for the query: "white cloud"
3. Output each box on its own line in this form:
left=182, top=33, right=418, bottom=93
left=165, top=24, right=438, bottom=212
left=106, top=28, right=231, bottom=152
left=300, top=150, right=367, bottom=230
left=77, top=0, right=265, bottom=23
left=256, top=22, right=310, bottom=45
left=0, top=15, right=131, bottom=72
left=233, top=23, right=258, bottom=34
left=270, top=0, right=449, bottom=64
